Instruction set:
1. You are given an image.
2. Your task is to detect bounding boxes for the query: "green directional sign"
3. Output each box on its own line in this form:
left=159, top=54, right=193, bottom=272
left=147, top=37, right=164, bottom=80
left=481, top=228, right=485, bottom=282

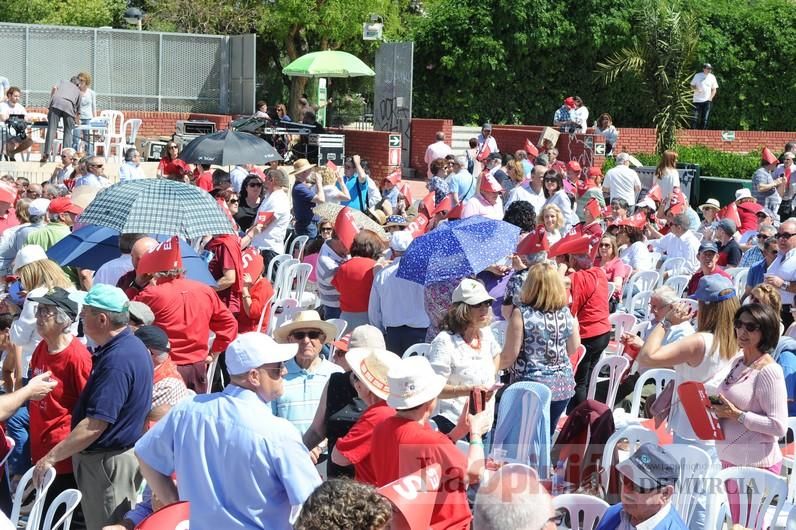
left=721, top=131, right=735, bottom=142
left=388, top=134, right=401, bottom=148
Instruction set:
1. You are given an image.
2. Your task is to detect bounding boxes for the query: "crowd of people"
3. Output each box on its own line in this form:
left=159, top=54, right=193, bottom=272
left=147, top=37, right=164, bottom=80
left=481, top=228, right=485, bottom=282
left=0, top=113, right=795, bottom=530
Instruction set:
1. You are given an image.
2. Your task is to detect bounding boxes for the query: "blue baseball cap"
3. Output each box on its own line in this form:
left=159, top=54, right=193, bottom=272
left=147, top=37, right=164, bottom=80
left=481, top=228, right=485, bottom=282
left=616, top=443, right=679, bottom=489
left=69, top=284, right=130, bottom=313
left=698, top=241, right=719, bottom=254
left=689, top=274, right=736, bottom=304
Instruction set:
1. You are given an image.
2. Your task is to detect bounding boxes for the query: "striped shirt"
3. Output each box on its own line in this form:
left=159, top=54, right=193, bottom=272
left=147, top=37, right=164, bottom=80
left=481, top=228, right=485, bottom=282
left=271, top=358, right=343, bottom=435
left=316, top=242, right=347, bottom=308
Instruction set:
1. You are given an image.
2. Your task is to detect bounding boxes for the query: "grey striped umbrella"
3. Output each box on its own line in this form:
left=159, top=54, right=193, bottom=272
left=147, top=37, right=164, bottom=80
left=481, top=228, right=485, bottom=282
left=78, top=179, right=234, bottom=239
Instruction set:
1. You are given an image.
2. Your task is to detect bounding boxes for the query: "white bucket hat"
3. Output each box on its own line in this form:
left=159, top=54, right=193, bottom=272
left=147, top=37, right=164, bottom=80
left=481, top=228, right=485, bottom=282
left=386, top=356, right=447, bottom=410
left=347, top=347, right=401, bottom=400
left=13, top=244, right=48, bottom=273
left=452, top=278, right=494, bottom=306
left=699, top=198, right=721, bottom=211
left=735, top=189, right=752, bottom=201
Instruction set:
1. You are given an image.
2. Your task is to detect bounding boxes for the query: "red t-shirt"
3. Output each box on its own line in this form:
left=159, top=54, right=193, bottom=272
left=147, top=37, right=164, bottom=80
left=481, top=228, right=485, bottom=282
left=158, top=157, right=190, bottom=178
left=28, top=338, right=92, bottom=474
left=331, top=257, right=376, bottom=312
left=569, top=267, right=611, bottom=339
left=600, top=258, right=631, bottom=300
left=738, top=201, right=763, bottom=234
left=237, top=277, right=275, bottom=333
left=686, top=267, right=732, bottom=295
left=194, top=170, right=213, bottom=192
left=336, top=401, right=395, bottom=485
left=205, top=237, right=243, bottom=314
left=134, top=277, right=238, bottom=364
left=370, top=416, right=471, bottom=530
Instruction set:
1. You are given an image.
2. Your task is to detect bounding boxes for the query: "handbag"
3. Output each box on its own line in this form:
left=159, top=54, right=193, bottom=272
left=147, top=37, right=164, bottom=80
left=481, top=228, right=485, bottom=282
left=645, top=379, right=675, bottom=428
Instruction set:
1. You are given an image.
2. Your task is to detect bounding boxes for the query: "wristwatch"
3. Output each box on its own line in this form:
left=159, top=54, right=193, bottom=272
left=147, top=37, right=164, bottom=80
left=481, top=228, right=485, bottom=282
left=737, top=412, right=747, bottom=424
left=660, top=318, right=673, bottom=331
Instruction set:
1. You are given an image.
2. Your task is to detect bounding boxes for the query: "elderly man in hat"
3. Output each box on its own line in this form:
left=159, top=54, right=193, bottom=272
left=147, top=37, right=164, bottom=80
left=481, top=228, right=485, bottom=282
left=135, top=332, right=321, bottom=530
left=735, top=188, right=764, bottom=234
left=595, top=443, right=687, bottom=529
left=273, top=310, right=343, bottom=435
left=370, top=355, right=489, bottom=529
left=690, top=62, right=718, bottom=129
left=32, top=284, right=152, bottom=529
left=369, top=231, right=429, bottom=355
left=132, top=237, right=238, bottom=393
left=649, top=212, right=700, bottom=273
left=476, top=123, right=499, bottom=158
left=25, top=197, right=82, bottom=250
left=685, top=241, right=733, bottom=296
left=462, top=174, right=504, bottom=220
left=291, top=159, right=325, bottom=239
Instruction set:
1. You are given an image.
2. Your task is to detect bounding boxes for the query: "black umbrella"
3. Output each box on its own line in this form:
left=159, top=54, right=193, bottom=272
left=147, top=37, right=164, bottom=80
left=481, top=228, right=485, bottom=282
left=179, top=130, right=283, bottom=166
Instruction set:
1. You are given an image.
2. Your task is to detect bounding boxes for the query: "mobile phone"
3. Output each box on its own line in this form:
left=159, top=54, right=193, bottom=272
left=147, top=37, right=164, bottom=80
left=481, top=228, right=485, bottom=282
left=708, top=395, right=723, bottom=405
left=468, top=389, right=486, bottom=415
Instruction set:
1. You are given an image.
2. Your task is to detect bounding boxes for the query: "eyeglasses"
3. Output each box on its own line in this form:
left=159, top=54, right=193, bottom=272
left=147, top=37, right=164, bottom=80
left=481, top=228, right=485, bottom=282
left=227, top=199, right=239, bottom=204
left=290, top=330, right=323, bottom=341
left=35, top=306, right=57, bottom=318
left=247, top=182, right=263, bottom=187
left=599, top=243, right=611, bottom=248
left=261, top=363, right=287, bottom=376
left=469, top=301, right=492, bottom=309
left=777, top=232, right=796, bottom=239
left=733, top=320, right=761, bottom=333
left=168, top=145, right=178, bottom=149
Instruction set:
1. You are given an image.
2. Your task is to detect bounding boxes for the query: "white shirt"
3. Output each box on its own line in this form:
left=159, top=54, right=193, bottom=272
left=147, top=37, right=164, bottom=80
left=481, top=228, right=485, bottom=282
left=767, top=247, right=796, bottom=305
left=322, top=184, right=347, bottom=205
left=119, top=162, right=146, bottom=182
left=476, top=134, right=499, bottom=155
left=93, top=254, right=133, bottom=286
left=620, top=241, right=655, bottom=272
left=504, top=183, right=545, bottom=214
left=230, top=166, right=249, bottom=193
left=603, top=165, right=642, bottom=206
left=0, top=101, right=25, bottom=120
left=368, top=258, right=430, bottom=330
left=691, top=72, right=718, bottom=103
left=251, top=189, right=290, bottom=253
left=658, top=169, right=680, bottom=203
left=650, top=230, right=699, bottom=273
left=424, top=141, right=453, bottom=177
left=571, top=105, right=589, bottom=133
left=618, top=502, right=673, bottom=530
left=461, top=194, right=503, bottom=220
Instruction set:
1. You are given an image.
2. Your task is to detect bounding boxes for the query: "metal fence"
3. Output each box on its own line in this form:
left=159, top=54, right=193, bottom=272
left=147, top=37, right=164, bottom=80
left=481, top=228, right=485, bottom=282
left=0, top=22, right=255, bottom=114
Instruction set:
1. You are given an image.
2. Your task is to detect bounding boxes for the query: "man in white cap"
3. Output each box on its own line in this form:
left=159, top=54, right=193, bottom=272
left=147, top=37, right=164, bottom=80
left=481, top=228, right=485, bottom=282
left=12, top=197, right=49, bottom=255
left=602, top=153, right=641, bottom=208
left=134, top=332, right=321, bottom=530
left=368, top=231, right=430, bottom=355
left=370, top=355, right=489, bottom=529
left=272, top=311, right=343, bottom=434
left=735, top=188, right=764, bottom=234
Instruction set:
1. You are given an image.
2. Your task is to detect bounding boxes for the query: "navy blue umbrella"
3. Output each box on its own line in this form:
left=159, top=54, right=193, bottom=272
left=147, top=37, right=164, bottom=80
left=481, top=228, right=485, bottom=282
left=47, top=226, right=217, bottom=286
left=396, top=216, right=521, bottom=285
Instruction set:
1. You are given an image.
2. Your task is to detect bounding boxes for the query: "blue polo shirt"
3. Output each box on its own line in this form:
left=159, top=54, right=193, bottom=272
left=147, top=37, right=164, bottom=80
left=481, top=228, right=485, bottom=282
left=72, top=328, right=153, bottom=450
left=292, top=182, right=318, bottom=226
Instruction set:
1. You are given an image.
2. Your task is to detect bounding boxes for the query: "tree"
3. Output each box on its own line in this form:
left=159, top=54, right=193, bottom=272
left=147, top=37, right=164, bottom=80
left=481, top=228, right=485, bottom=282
left=0, top=0, right=126, bottom=28
left=596, top=0, right=698, bottom=153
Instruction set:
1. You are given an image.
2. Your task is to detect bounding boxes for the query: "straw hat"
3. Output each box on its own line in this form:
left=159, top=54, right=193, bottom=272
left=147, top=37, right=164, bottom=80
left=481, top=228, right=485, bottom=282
left=386, top=356, right=447, bottom=410
left=290, top=158, right=316, bottom=175
left=347, top=347, right=400, bottom=400
left=698, top=198, right=720, bottom=211
left=273, top=310, right=338, bottom=344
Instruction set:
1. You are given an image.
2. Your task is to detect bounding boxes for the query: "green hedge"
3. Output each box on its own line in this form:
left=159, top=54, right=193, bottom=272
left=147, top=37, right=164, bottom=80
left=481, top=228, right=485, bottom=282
left=602, top=145, right=761, bottom=180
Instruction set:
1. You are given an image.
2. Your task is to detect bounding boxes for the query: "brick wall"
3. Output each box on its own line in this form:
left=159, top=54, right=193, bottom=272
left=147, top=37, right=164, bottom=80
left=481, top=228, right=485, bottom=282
left=491, top=126, right=605, bottom=170
left=614, top=128, right=796, bottom=155
left=409, top=118, right=454, bottom=177
left=332, top=128, right=392, bottom=181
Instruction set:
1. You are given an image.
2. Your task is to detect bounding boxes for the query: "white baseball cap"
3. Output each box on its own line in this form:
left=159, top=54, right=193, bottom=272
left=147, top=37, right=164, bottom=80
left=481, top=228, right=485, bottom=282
left=13, top=244, right=48, bottom=272
left=390, top=231, right=414, bottom=253
left=637, top=198, right=657, bottom=211
left=452, top=278, right=494, bottom=305
left=225, top=332, right=298, bottom=375
left=28, top=198, right=51, bottom=217
left=386, top=356, right=447, bottom=410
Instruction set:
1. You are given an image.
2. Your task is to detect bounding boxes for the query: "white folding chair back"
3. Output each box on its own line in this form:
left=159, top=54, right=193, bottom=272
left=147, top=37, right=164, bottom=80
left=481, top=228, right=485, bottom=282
left=205, top=357, right=219, bottom=394
left=659, top=256, right=687, bottom=277
left=725, top=267, right=750, bottom=295
left=11, top=465, right=56, bottom=530
left=402, top=343, right=431, bottom=359
left=586, top=355, right=629, bottom=406
left=112, top=118, right=142, bottom=161
left=553, top=494, right=610, bottom=530
left=266, top=253, right=292, bottom=283
left=609, top=313, right=637, bottom=344
left=663, top=274, right=690, bottom=296
left=266, top=298, right=300, bottom=335
left=712, top=467, right=787, bottom=530
left=600, top=425, right=658, bottom=492
left=280, top=262, right=313, bottom=307
left=650, top=251, right=662, bottom=268
left=666, top=444, right=714, bottom=527
left=628, top=290, right=653, bottom=320
left=785, top=417, right=796, bottom=501
left=289, top=235, right=310, bottom=260
left=326, top=318, right=348, bottom=340
left=607, top=282, right=616, bottom=300
left=0, top=436, right=14, bottom=469
left=41, top=488, right=82, bottom=530
left=628, top=368, right=676, bottom=419
left=273, top=258, right=299, bottom=301
left=622, top=270, right=659, bottom=311
left=99, top=110, right=124, bottom=157
left=490, top=320, right=508, bottom=348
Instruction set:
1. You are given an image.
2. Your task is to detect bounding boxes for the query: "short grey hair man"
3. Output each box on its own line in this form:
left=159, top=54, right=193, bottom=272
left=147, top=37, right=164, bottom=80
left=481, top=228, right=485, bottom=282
left=124, top=148, right=139, bottom=163
left=435, top=131, right=445, bottom=142
left=473, top=464, right=556, bottom=530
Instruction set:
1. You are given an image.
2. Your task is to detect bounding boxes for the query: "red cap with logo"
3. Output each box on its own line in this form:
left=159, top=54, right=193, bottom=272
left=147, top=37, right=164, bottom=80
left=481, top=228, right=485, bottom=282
left=137, top=236, right=182, bottom=275
left=480, top=174, right=503, bottom=193
left=48, top=197, right=83, bottom=215
left=548, top=233, right=591, bottom=258
left=516, top=225, right=549, bottom=255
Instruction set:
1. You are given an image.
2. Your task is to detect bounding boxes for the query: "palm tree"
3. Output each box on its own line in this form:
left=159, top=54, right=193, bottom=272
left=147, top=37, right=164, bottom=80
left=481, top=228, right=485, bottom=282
left=597, top=0, right=698, bottom=154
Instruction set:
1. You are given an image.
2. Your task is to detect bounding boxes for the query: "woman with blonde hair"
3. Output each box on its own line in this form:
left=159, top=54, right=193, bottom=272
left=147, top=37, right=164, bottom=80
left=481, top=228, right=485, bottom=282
left=655, top=149, right=680, bottom=211
left=505, top=159, right=525, bottom=193
left=500, top=262, right=581, bottom=432
left=74, top=72, right=97, bottom=153
left=538, top=203, right=564, bottom=246
left=319, top=166, right=351, bottom=205
left=595, top=235, right=630, bottom=310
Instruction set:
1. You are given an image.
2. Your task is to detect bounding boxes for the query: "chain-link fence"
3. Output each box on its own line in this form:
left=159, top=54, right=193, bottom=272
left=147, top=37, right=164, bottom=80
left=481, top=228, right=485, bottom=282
left=0, top=22, right=254, bottom=114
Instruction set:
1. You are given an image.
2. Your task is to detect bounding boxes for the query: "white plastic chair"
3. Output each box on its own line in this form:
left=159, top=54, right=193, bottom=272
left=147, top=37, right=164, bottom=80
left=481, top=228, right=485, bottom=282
left=326, top=318, right=348, bottom=340
left=266, top=253, right=292, bottom=283
left=628, top=290, right=653, bottom=320
left=273, top=258, right=299, bottom=302
left=769, top=417, right=796, bottom=529
left=553, top=494, right=610, bottom=530
left=607, top=282, right=616, bottom=300
left=725, top=267, right=750, bottom=295
left=41, top=488, right=82, bottom=530
left=280, top=262, right=315, bottom=308
left=98, top=110, right=124, bottom=157
left=711, top=467, right=787, bottom=530
left=586, top=355, right=629, bottom=406
left=650, top=251, right=662, bottom=268
left=604, top=312, right=637, bottom=356
left=266, top=298, right=300, bottom=335
left=205, top=357, right=219, bottom=395
left=10, top=465, right=56, bottom=530
left=600, top=425, right=658, bottom=492
left=658, top=256, right=687, bottom=277
left=627, top=368, right=676, bottom=419
left=402, top=343, right=431, bottom=359
left=289, top=235, right=310, bottom=260
left=663, top=274, right=690, bottom=296
left=666, top=444, right=714, bottom=528
left=622, top=270, right=659, bottom=311
left=490, top=320, right=508, bottom=348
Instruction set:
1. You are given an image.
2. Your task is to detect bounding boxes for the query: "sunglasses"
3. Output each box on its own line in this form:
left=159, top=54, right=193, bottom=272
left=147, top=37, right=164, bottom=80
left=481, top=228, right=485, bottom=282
left=469, top=301, right=492, bottom=309
left=777, top=232, right=796, bottom=239
left=733, top=320, right=761, bottom=332
left=168, top=145, right=178, bottom=149
left=621, top=474, right=664, bottom=494
left=599, top=243, right=612, bottom=248
left=227, top=199, right=239, bottom=204
left=320, top=227, right=333, bottom=232
left=89, top=164, right=103, bottom=168
left=261, top=362, right=286, bottom=375
left=344, top=165, right=354, bottom=169
left=290, top=330, right=323, bottom=340
left=248, top=182, right=263, bottom=187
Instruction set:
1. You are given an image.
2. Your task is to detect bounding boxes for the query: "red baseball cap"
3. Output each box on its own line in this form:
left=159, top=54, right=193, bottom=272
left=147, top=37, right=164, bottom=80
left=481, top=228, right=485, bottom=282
left=48, top=197, right=83, bottom=215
